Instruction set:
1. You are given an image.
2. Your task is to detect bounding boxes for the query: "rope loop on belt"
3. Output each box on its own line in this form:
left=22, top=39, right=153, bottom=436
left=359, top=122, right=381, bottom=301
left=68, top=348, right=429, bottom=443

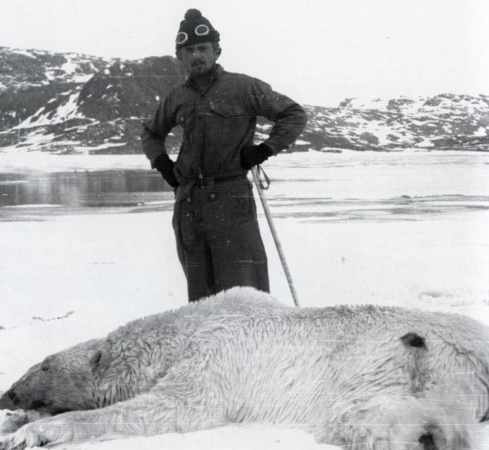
left=255, top=164, right=270, bottom=190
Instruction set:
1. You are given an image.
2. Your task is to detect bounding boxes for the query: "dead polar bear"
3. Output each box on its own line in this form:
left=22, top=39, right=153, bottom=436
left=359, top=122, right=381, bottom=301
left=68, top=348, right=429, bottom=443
left=1, top=287, right=488, bottom=450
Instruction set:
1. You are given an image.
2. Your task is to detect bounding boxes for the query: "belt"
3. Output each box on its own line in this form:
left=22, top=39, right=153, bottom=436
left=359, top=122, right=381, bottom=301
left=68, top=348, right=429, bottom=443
left=176, top=174, right=248, bottom=202
left=193, top=174, right=247, bottom=186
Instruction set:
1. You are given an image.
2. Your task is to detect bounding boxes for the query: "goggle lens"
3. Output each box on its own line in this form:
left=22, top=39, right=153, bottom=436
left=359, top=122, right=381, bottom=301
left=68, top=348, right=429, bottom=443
left=176, top=32, right=188, bottom=45
left=176, top=25, right=211, bottom=44
left=195, top=24, right=210, bottom=36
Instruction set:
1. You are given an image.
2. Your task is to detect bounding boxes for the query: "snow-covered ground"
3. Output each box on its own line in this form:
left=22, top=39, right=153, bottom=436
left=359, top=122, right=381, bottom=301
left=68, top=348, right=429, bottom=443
left=1, top=149, right=489, bottom=449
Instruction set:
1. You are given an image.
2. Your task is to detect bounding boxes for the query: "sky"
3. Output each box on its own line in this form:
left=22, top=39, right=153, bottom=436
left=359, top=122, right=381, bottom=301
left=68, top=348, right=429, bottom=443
left=1, top=0, right=489, bottom=107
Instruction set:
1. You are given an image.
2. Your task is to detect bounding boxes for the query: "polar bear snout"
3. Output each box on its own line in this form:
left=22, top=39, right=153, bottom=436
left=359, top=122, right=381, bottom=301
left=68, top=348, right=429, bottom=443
left=0, top=390, right=21, bottom=410
left=5, top=391, right=18, bottom=405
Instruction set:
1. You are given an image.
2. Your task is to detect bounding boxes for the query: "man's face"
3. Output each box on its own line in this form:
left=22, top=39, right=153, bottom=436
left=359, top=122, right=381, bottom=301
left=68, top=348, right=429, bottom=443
left=178, top=42, right=220, bottom=78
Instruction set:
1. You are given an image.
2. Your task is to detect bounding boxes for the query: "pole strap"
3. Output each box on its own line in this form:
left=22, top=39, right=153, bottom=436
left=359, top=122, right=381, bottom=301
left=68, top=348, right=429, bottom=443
left=254, top=164, right=270, bottom=190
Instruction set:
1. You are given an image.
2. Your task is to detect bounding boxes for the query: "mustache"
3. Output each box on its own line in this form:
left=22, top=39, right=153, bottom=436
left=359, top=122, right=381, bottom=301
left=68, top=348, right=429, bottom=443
left=191, top=60, right=205, bottom=67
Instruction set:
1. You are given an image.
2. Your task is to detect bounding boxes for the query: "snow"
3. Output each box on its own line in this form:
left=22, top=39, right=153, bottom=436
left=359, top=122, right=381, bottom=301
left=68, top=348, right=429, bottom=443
left=61, top=61, right=77, bottom=74
left=53, top=92, right=82, bottom=121
left=342, top=97, right=389, bottom=110
left=475, top=126, right=488, bottom=137
left=363, top=120, right=392, bottom=146
left=10, top=49, right=36, bottom=59
left=2, top=204, right=61, bottom=209
left=14, top=90, right=85, bottom=132
left=255, top=132, right=269, bottom=140
left=395, top=97, right=426, bottom=115
left=73, top=142, right=126, bottom=152
left=415, top=138, right=435, bottom=148
left=0, top=151, right=488, bottom=449
left=72, top=73, right=93, bottom=83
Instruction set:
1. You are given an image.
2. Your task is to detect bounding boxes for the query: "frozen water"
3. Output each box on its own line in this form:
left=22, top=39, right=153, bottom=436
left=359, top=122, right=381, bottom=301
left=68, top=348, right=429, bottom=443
left=0, top=149, right=488, bottom=449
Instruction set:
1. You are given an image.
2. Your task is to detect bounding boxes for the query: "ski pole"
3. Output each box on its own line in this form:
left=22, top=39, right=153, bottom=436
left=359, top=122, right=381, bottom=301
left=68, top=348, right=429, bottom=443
left=251, top=165, right=300, bottom=307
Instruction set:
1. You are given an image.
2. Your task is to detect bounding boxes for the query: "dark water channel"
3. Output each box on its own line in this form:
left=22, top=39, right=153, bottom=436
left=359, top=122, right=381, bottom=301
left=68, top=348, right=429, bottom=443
left=0, top=170, right=172, bottom=215
left=2, top=162, right=488, bottom=223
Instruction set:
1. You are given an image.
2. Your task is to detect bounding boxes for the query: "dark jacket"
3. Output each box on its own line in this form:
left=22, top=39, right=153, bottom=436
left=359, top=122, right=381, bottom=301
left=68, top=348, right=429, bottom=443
left=141, top=65, right=307, bottom=183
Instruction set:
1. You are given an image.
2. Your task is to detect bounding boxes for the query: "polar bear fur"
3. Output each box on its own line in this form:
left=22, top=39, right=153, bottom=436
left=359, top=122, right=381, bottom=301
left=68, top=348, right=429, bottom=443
left=0, top=287, right=287, bottom=415
left=1, top=287, right=488, bottom=450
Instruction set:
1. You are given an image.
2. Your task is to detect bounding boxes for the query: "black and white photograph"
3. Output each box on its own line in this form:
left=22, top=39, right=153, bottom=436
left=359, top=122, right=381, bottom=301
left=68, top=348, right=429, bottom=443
left=1, top=1, right=488, bottom=449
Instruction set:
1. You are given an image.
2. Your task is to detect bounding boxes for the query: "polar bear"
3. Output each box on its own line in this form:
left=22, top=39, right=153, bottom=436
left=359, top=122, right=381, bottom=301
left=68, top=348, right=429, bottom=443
left=1, top=287, right=488, bottom=450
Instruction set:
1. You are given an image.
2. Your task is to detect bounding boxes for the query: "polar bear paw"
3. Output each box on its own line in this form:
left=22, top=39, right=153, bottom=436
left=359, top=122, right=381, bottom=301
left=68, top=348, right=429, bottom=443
left=0, top=411, right=28, bottom=436
left=0, top=417, right=74, bottom=450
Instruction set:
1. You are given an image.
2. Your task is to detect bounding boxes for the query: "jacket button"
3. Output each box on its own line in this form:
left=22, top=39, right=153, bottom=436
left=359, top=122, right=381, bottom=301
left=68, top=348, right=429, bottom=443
left=210, top=193, right=216, bottom=198
left=187, top=198, right=191, bottom=203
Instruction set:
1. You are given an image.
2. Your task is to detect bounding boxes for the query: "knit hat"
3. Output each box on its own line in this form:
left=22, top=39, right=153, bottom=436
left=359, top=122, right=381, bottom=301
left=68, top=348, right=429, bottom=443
left=176, top=9, right=220, bottom=49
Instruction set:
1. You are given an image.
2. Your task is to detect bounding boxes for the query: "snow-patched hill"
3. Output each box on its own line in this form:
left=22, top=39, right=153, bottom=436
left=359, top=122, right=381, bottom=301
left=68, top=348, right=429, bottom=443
left=0, top=47, right=488, bottom=154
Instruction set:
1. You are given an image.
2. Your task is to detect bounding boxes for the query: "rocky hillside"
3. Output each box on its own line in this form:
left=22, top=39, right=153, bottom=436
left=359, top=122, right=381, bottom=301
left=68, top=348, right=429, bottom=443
left=0, top=47, right=488, bottom=155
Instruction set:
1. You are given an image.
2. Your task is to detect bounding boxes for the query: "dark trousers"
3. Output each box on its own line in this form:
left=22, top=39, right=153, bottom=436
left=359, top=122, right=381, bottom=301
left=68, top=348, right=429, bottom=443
left=173, top=177, right=269, bottom=302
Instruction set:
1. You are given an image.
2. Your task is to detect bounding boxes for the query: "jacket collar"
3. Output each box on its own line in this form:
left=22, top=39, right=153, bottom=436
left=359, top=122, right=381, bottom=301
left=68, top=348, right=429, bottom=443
left=185, top=64, right=224, bottom=87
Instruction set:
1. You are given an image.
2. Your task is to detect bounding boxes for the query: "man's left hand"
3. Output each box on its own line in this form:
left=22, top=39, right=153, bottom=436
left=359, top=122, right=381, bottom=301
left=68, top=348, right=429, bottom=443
left=240, top=144, right=274, bottom=170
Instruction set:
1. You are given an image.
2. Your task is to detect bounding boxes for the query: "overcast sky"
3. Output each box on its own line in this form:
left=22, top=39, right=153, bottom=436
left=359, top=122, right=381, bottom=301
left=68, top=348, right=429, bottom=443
left=1, top=0, right=488, bottom=106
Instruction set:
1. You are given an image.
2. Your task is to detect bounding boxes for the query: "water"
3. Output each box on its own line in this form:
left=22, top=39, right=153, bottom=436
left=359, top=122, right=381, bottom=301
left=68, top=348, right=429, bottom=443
left=1, top=151, right=488, bottom=222
left=0, top=170, right=174, bottom=219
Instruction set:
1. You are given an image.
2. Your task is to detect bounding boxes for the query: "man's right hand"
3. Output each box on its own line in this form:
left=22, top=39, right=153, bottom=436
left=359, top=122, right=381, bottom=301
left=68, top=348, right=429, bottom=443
left=154, top=154, right=179, bottom=189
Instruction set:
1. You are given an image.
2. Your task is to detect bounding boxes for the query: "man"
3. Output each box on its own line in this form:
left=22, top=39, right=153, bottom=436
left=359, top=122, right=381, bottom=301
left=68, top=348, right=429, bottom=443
left=141, top=9, right=307, bottom=302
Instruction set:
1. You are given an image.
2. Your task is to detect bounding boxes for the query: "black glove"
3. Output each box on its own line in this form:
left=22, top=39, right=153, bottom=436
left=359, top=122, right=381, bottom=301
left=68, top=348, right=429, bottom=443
left=154, top=154, right=179, bottom=189
left=240, top=143, right=274, bottom=170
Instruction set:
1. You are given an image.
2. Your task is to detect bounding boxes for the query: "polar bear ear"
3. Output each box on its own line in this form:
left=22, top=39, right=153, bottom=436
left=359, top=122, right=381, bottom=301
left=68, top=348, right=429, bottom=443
left=89, top=349, right=111, bottom=373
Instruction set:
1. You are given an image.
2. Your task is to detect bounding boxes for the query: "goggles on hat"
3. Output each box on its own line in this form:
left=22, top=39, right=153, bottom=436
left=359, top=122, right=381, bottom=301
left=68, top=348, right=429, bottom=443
left=176, top=24, right=210, bottom=45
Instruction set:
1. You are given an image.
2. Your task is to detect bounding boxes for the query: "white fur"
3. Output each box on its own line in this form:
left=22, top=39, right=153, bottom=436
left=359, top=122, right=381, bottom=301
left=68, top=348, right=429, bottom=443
left=1, top=287, right=488, bottom=450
